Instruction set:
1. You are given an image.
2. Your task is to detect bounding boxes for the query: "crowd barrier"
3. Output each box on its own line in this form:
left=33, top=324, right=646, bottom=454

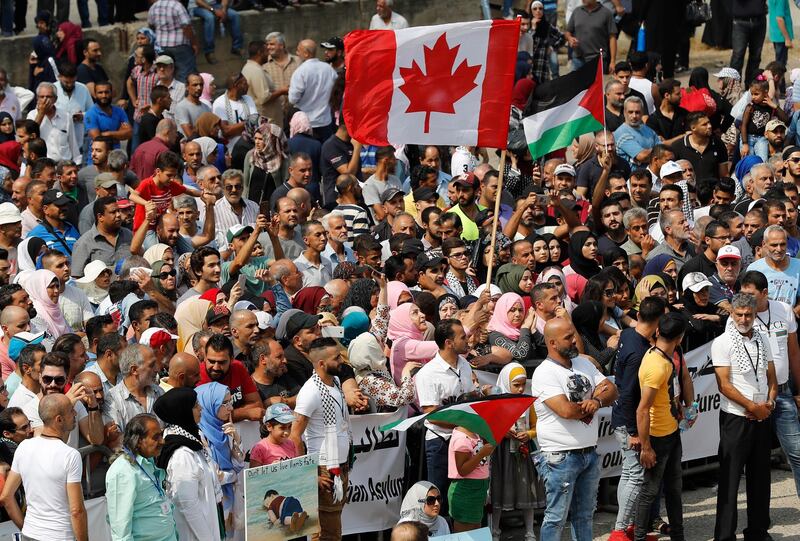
left=0, top=342, right=725, bottom=538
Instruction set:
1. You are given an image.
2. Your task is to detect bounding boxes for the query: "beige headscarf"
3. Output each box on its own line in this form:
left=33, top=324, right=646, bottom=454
left=347, top=332, right=387, bottom=381
left=175, top=298, right=212, bottom=352
left=572, top=133, right=595, bottom=166
left=143, top=244, right=171, bottom=266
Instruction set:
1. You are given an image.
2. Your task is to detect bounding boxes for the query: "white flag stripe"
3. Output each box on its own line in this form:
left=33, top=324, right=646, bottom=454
left=522, top=89, right=590, bottom=142
left=387, top=21, right=492, bottom=146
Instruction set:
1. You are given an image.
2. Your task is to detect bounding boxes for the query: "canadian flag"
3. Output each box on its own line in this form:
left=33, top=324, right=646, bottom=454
left=343, top=20, right=519, bottom=148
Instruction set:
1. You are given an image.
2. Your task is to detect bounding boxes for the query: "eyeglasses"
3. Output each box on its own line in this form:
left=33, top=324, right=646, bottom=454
left=425, top=495, right=443, bottom=505
left=709, top=235, right=731, bottom=241
left=158, top=269, right=177, bottom=279
left=788, top=157, right=800, bottom=163
left=224, top=184, right=242, bottom=192
left=448, top=251, right=469, bottom=259
left=603, top=288, right=616, bottom=297
left=42, top=375, right=66, bottom=385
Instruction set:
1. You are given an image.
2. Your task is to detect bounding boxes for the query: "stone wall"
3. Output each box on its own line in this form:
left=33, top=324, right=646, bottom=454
left=2, top=0, right=482, bottom=94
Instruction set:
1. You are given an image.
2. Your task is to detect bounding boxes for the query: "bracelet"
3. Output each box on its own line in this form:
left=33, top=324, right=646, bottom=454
left=593, top=397, right=603, bottom=408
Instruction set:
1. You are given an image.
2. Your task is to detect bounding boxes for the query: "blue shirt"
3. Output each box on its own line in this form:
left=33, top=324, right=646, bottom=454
left=747, top=257, right=800, bottom=305
left=401, top=170, right=453, bottom=205
left=84, top=104, right=129, bottom=162
left=613, top=123, right=660, bottom=167
left=610, top=328, right=651, bottom=434
left=182, top=171, right=200, bottom=190
left=28, top=221, right=80, bottom=256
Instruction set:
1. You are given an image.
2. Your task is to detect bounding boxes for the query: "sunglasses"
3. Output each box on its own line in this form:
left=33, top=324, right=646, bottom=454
left=788, top=157, right=800, bottom=163
left=425, top=495, right=443, bottom=506
left=224, top=184, right=243, bottom=192
left=603, top=288, right=616, bottom=297
left=158, top=269, right=177, bottom=279
left=449, top=251, right=469, bottom=259
left=42, top=375, right=66, bottom=385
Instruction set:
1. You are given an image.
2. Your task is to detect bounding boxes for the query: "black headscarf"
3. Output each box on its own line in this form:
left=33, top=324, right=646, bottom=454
left=342, top=278, right=378, bottom=315
left=154, top=387, right=203, bottom=469
left=0, top=113, right=14, bottom=144
left=568, top=231, right=601, bottom=279
left=688, top=67, right=710, bottom=90
left=571, top=301, right=605, bottom=351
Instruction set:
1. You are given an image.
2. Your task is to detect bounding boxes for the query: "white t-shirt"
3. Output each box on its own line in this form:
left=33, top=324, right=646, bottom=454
left=711, top=331, right=772, bottom=416
left=415, top=354, right=476, bottom=440
left=751, top=299, right=796, bottom=386
left=294, top=376, right=351, bottom=464
left=450, top=147, right=476, bottom=178
left=530, top=356, right=606, bottom=452
left=7, top=382, right=37, bottom=409
left=368, top=11, right=409, bottom=29
left=212, top=94, right=257, bottom=151
left=22, top=395, right=89, bottom=449
left=11, top=437, right=82, bottom=540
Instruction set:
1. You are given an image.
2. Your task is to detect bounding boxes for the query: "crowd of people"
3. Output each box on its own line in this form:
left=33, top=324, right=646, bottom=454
left=0, top=0, right=796, bottom=540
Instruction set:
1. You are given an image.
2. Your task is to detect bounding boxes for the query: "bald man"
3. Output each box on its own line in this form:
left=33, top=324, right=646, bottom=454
left=531, top=319, right=618, bottom=541
left=231, top=310, right=260, bottom=370
left=287, top=187, right=312, bottom=222
left=1, top=393, right=88, bottom=541
left=323, top=279, right=349, bottom=315
left=182, top=141, right=204, bottom=190
left=0, top=305, right=31, bottom=380
left=160, top=352, right=201, bottom=391
left=74, top=370, right=121, bottom=449
left=11, top=177, right=29, bottom=212
left=288, top=38, right=338, bottom=141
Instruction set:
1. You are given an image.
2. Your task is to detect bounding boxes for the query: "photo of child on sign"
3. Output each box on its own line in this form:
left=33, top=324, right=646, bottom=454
left=244, top=455, right=319, bottom=540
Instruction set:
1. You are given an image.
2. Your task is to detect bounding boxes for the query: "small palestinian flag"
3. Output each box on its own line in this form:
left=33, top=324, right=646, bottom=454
left=522, top=56, right=605, bottom=160
left=381, top=394, right=535, bottom=445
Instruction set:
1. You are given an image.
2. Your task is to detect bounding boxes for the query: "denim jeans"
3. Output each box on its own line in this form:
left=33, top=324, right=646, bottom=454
left=730, top=16, right=766, bottom=86
left=193, top=4, right=243, bottom=54
left=502, top=0, right=513, bottom=17
left=634, top=431, right=684, bottom=541
left=162, top=45, right=197, bottom=84
left=425, top=436, right=451, bottom=516
left=480, top=0, right=490, bottom=19
left=0, top=0, right=12, bottom=35
left=742, top=134, right=769, bottom=162
left=79, top=0, right=109, bottom=26
left=772, top=389, right=800, bottom=497
left=534, top=448, right=600, bottom=541
left=774, top=42, right=789, bottom=67
left=614, top=427, right=645, bottom=531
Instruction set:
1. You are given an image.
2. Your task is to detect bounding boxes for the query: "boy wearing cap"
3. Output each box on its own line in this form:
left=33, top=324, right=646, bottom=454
left=362, top=146, right=403, bottom=222
left=27, top=189, right=80, bottom=256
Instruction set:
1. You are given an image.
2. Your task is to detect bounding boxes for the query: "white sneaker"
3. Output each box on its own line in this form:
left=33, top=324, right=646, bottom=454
left=524, top=533, right=537, bottom=541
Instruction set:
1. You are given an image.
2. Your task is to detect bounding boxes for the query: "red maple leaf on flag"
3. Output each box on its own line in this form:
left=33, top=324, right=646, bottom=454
left=398, top=33, right=481, bottom=133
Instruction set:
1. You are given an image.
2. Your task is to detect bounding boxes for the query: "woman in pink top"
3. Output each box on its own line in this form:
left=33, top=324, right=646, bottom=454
left=447, top=426, right=494, bottom=532
left=387, top=303, right=438, bottom=385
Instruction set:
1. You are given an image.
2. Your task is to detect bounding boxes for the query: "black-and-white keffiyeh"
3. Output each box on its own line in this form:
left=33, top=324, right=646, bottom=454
left=224, top=93, right=251, bottom=125
left=444, top=269, right=477, bottom=298
left=725, top=317, right=766, bottom=376
left=312, top=372, right=352, bottom=503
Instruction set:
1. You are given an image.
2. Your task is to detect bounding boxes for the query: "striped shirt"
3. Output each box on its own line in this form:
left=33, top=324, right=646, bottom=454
left=148, top=0, right=191, bottom=48
left=334, top=203, right=371, bottom=243
left=214, top=196, right=260, bottom=252
left=131, top=65, right=159, bottom=122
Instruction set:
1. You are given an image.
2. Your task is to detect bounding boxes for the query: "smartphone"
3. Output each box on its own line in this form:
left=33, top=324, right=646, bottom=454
left=258, top=200, right=271, bottom=219
left=236, top=273, right=247, bottom=290
left=535, top=194, right=549, bottom=207
left=364, top=264, right=384, bottom=279
left=321, top=326, right=344, bottom=338
left=130, top=267, right=152, bottom=277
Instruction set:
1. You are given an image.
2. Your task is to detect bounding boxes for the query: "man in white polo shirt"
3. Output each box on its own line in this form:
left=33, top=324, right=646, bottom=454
left=531, top=318, right=618, bottom=541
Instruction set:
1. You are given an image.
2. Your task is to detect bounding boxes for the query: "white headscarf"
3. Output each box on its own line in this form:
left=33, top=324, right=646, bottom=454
left=347, top=332, right=386, bottom=380
left=496, top=362, right=530, bottom=423
left=398, top=481, right=440, bottom=529
left=194, top=136, right=218, bottom=165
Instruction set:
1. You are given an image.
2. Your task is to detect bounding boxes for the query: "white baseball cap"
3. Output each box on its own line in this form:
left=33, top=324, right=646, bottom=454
left=659, top=160, right=683, bottom=178
left=717, top=244, right=741, bottom=260
left=682, top=272, right=713, bottom=293
left=76, top=260, right=112, bottom=284
left=140, top=327, right=179, bottom=348
left=0, top=202, right=21, bottom=225
left=553, top=163, right=576, bottom=177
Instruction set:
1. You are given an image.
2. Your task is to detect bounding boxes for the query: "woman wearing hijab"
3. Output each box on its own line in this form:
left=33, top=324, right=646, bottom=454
left=388, top=302, right=438, bottom=385
left=341, top=310, right=369, bottom=348
left=438, top=294, right=460, bottom=321
left=293, top=287, right=330, bottom=315
left=54, top=22, right=82, bottom=65
left=75, top=260, right=112, bottom=308
left=473, top=230, right=512, bottom=284
left=632, top=275, right=669, bottom=314
left=528, top=0, right=564, bottom=83
left=154, top=388, right=224, bottom=541
left=194, top=135, right=220, bottom=167
left=0, top=141, right=22, bottom=176
left=175, top=298, right=212, bottom=353
left=243, top=119, right=288, bottom=204
left=342, top=278, right=379, bottom=316
left=143, top=243, right=174, bottom=267
left=397, top=481, right=450, bottom=537
left=29, top=269, right=71, bottom=346
left=349, top=332, right=417, bottom=412
left=196, top=382, right=245, bottom=532
left=563, top=231, right=601, bottom=300
left=643, top=255, right=678, bottom=282
left=16, top=237, right=46, bottom=275
left=539, top=233, right=564, bottom=265
left=571, top=134, right=596, bottom=170
left=496, top=263, right=534, bottom=311
left=0, top=113, right=15, bottom=144
left=200, top=73, right=216, bottom=108
left=490, top=362, right=541, bottom=541
left=571, top=301, right=619, bottom=373
left=151, top=260, right=178, bottom=312
left=680, top=272, right=725, bottom=350
left=387, top=281, right=413, bottom=311
left=487, top=293, right=535, bottom=363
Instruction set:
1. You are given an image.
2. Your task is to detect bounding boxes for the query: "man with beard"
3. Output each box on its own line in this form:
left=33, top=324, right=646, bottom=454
left=614, top=97, right=660, bottom=168
left=160, top=352, right=201, bottom=391
left=27, top=189, right=79, bottom=255
left=711, top=293, right=777, bottom=541
left=135, top=201, right=216, bottom=258
left=671, top=112, right=730, bottom=181
left=321, top=211, right=355, bottom=266
left=679, top=220, right=732, bottom=285
left=421, top=207, right=443, bottom=249
left=77, top=137, right=136, bottom=203
left=175, top=73, right=211, bottom=139
left=182, top=141, right=203, bottom=190
left=604, top=80, right=625, bottom=132
left=748, top=225, right=800, bottom=314
left=72, top=196, right=133, bottom=277
left=106, top=344, right=163, bottom=433
left=84, top=81, right=132, bottom=159
left=54, top=63, right=93, bottom=161
left=576, top=130, right=631, bottom=199
left=291, top=337, right=355, bottom=541
left=646, top=209, right=695, bottom=272
left=252, top=338, right=290, bottom=404
left=415, top=250, right=449, bottom=295
left=198, top=333, right=264, bottom=421
left=230, top=310, right=260, bottom=370
left=76, top=39, right=108, bottom=98
left=213, top=74, right=256, bottom=151
left=505, top=191, right=543, bottom=240
left=445, top=173, right=483, bottom=242
left=621, top=207, right=655, bottom=257
left=263, top=32, right=300, bottom=130
left=646, top=79, right=689, bottom=144
left=295, top=220, right=332, bottom=288
left=258, top=197, right=304, bottom=260
left=7, top=341, right=44, bottom=408
left=320, top=37, right=345, bottom=73
left=177, top=246, right=222, bottom=303
left=0, top=284, right=35, bottom=318
left=531, top=318, right=618, bottom=541
left=21, top=352, right=104, bottom=449
left=270, top=153, right=313, bottom=213
left=597, top=200, right=627, bottom=252
left=782, top=146, right=800, bottom=186
left=765, top=119, right=787, bottom=158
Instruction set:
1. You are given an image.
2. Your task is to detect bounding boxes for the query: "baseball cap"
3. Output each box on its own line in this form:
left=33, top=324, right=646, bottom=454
left=380, top=187, right=404, bottom=204
left=413, top=186, right=437, bottom=202
left=42, top=189, right=71, bottom=206
left=712, top=67, right=741, bottom=81
left=155, top=54, right=174, bottom=65
left=400, top=238, right=424, bottom=256
left=76, top=260, right=112, bottom=284
left=452, top=172, right=479, bottom=189
left=95, top=172, right=117, bottom=189
left=255, top=311, right=272, bottom=330
left=226, top=224, right=253, bottom=243
left=320, top=37, right=344, bottom=50
left=283, top=311, right=322, bottom=341
left=717, top=244, right=741, bottom=260
left=682, top=272, right=713, bottom=293
left=415, top=249, right=446, bottom=271
left=553, top=163, right=576, bottom=177
left=9, top=331, right=45, bottom=360
left=116, top=198, right=133, bottom=209
left=0, top=202, right=21, bottom=225
left=474, top=208, right=494, bottom=228
left=659, top=160, right=683, bottom=178
left=233, top=300, right=257, bottom=311
left=140, top=327, right=178, bottom=348
left=766, top=119, right=787, bottom=133
left=264, top=403, right=296, bottom=424
left=206, top=305, right=231, bottom=326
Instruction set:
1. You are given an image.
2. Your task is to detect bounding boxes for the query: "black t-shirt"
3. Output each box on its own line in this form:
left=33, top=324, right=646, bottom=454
left=671, top=134, right=728, bottom=181
left=678, top=251, right=717, bottom=286
left=269, top=181, right=292, bottom=213
left=575, top=156, right=631, bottom=195
left=138, top=112, right=162, bottom=143
left=255, top=380, right=289, bottom=402
left=611, top=328, right=651, bottom=433
left=320, top=135, right=362, bottom=209
left=76, top=62, right=109, bottom=87
left=277, top=344, right=355, bottom=397
left=646, top=107, right=689, bottom=140
left=605, top=109, right=624, bottom=132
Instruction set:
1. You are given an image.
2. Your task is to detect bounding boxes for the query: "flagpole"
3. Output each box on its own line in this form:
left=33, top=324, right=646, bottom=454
left=485, top=150, right=507, bottom=289
left=599, top=50, right=608, bottom=144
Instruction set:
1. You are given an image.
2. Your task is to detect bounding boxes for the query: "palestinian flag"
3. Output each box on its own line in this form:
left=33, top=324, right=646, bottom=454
left=522, top=56, right=605, bottom=160
left=381, top=394, right=534, bottom=445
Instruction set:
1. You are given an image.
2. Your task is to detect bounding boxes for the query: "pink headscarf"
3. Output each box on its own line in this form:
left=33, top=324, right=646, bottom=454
left=289, top=111, right=313, bottom=138
left=387, top=303, right=424, bottom=342
left=28, top=269, right=71, bottom=338
left=487, top=292, right=523, bottom=341
left=200, top=73, right=215, bottom=103
left=387, top=281, right=412, bottom=310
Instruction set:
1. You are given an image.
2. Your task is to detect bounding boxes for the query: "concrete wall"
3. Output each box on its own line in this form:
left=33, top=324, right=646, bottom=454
left=2, top=0, right=482, bottom=95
